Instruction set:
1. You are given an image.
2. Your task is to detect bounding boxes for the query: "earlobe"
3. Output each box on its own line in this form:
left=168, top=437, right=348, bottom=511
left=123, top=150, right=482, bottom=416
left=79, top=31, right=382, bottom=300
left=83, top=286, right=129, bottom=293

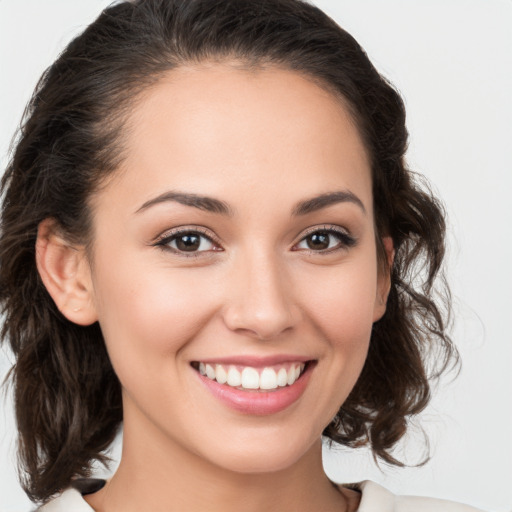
left=36, top=218, right=98, bottom=326
left=373, top=236, right=395, bottom=322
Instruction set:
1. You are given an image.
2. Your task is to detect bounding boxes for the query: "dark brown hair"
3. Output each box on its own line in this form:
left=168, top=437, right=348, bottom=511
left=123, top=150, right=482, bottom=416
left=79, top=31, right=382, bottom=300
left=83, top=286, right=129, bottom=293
left=0, top=0, right=457, bottom=503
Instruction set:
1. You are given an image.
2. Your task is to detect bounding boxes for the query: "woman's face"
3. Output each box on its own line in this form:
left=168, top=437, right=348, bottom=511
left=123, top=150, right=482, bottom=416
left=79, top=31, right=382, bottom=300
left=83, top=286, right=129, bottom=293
left=85, top=64, right=389, bottom=473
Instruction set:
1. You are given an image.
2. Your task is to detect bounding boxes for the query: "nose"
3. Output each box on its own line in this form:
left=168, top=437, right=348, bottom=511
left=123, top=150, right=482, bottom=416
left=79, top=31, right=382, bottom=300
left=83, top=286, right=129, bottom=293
left=222, top=249, right=301, bottom=340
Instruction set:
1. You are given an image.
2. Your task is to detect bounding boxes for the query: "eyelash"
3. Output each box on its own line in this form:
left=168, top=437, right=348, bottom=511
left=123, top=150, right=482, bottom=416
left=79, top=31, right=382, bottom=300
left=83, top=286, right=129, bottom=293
left=153, top=225, right=356, bottom=258
left=294, top=225, right=357, bottom=254
left=154, top=227, right=221, bottom=258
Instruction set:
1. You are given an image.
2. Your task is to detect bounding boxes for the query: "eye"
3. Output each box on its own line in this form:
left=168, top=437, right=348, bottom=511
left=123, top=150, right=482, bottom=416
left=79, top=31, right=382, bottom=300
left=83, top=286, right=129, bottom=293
left=294, top=227, right=356, bottom=253
left=155, top=229, right=221, bottom=255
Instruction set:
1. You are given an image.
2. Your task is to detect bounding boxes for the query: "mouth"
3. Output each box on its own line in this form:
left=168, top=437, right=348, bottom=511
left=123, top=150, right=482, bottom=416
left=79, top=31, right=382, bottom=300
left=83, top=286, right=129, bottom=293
left=190, top=360, right=312, bottom=392
left=191, top=359, right=316, bottom=415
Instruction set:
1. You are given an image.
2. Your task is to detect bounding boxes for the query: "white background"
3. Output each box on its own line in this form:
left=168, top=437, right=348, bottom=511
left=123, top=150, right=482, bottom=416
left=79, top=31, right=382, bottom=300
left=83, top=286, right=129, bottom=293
left=1, top=1, right=511, bottom=511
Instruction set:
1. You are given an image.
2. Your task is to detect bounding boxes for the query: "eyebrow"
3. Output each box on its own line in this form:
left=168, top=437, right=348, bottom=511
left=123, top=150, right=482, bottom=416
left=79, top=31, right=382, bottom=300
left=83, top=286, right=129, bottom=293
left=136, top=191, right=233, bottom=216
left=135, top=189, right=366, bottom=217
left=292, top=190, right=366, bottom=216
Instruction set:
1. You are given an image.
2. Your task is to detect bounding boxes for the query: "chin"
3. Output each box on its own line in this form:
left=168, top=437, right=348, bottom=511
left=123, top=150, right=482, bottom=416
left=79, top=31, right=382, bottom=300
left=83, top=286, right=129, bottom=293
left=199, top=430, right=318, bottom=475
left=214, top=451, right=303, bottom=475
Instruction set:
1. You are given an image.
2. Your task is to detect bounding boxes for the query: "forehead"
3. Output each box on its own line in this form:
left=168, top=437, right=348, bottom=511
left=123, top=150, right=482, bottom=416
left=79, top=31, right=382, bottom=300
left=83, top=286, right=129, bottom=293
left=100, top=64, right=372, bottom=215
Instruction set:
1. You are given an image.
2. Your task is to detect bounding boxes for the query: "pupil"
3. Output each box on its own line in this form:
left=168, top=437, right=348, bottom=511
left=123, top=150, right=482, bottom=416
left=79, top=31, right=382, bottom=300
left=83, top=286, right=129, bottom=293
left=307, top=232, right=329, bottom=250
left=176, top=234, right=200, bottom=251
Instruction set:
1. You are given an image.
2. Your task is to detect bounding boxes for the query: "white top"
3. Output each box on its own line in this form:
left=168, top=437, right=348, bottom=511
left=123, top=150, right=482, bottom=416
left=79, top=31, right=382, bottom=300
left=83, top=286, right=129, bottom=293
left=36, top=479, right=484, bottom=511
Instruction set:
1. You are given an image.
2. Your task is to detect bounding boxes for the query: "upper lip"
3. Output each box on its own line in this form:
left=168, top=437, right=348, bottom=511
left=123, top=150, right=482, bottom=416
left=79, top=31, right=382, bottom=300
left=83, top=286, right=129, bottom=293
left=191, top=354, right=313, bottom=367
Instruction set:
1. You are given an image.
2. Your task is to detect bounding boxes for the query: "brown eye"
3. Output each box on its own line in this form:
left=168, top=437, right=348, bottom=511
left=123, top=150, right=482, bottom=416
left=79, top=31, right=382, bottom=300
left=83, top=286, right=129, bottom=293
left=158, top=230, right=217, bottom=254
left=175, top=234, right=201, bottom=252
left=295, top=228, right=356, bottom=253
left=306, top=232, right=330, bottom=250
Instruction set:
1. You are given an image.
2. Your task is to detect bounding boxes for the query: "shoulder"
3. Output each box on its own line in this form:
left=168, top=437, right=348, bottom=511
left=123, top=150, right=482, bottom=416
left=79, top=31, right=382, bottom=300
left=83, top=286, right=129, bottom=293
left=35, top=479, right=104, bottom=512
left=34, top=488, right=93, bottom=512
left=346, top=480, right=485, bottom=512
left=35, top=478, right=485, bottom=512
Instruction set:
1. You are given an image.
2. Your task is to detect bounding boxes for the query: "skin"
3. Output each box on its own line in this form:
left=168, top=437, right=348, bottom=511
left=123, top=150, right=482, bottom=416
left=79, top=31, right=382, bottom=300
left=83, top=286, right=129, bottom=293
left=37, top=64, right=392, bottom=512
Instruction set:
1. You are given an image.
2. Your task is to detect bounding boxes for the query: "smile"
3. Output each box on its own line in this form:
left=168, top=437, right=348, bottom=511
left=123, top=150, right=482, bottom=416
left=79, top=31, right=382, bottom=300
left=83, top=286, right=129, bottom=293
left=195, top=362, right=306, bottom=391
left=191, top=359, right=315, bottom=415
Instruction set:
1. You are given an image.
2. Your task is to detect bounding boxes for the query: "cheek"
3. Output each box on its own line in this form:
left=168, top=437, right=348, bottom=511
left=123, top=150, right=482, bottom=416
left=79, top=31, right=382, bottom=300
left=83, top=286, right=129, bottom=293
left=300, top=257, right=379, bottom=347
left=90, top=252, right=220, bottom=373
left=291, top=255, right=378, bottom=426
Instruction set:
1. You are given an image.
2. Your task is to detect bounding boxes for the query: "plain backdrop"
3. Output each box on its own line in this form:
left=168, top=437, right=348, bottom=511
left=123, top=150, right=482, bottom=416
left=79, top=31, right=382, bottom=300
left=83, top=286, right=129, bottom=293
left=1, top=1, right=511, bottom=511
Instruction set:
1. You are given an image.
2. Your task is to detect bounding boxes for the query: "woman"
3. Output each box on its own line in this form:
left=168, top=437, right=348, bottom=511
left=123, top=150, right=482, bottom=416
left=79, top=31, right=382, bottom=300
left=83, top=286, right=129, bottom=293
left=0, top=0, right=484, bottom=510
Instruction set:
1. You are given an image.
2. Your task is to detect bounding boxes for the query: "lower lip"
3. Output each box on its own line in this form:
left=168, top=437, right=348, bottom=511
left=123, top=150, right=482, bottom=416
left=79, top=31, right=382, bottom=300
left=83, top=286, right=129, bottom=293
left=196, top=363, right=314, bottom=416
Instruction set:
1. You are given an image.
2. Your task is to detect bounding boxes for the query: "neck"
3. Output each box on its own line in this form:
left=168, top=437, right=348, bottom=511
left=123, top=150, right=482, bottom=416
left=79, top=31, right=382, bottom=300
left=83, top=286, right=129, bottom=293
left=85, top=405, right=349, bottom=512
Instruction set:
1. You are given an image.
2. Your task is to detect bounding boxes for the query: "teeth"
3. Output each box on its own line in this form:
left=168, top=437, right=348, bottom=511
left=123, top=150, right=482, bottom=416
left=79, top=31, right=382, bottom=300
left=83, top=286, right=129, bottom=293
left=260, top=368, right=278, bottom=390
left=227, top=366, right=242, bottom=387
left=241, top=367, right=260, bottom=389
left=215, top=364, right=227, bottom=384
left=277, top=368, right=288, bottom=387
left=287, top=366, right=296, bottom=385
left=198, top=362, right=306, bottom=391
left=205, top=364, right=215, bottom=380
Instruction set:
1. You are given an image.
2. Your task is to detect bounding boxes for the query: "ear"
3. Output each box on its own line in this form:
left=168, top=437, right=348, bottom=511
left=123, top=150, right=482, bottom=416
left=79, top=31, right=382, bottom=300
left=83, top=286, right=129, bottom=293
left=373, top=236, right=395, bottom=322
left=36, top=218, right=98, bottom=326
